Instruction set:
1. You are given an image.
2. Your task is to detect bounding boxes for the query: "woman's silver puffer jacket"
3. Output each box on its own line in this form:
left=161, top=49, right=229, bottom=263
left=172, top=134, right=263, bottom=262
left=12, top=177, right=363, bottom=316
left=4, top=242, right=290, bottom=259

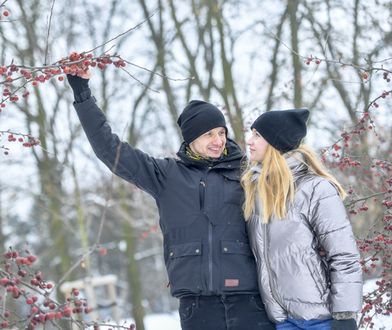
left=246, top=153, right=363, bottom=323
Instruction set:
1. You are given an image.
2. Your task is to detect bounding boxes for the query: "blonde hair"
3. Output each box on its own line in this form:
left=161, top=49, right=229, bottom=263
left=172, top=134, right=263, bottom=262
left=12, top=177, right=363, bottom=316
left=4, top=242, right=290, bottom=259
left=241, top=144, right=346, bottom=223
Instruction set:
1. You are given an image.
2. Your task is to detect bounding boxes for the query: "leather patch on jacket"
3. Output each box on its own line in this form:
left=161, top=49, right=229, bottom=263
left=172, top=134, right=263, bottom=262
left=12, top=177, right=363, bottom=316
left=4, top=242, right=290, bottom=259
left=225, top=279, right=239, bottom=287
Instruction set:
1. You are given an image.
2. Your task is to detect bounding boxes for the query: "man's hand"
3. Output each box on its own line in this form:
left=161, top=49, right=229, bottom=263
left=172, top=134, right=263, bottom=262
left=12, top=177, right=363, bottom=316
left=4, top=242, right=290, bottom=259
left=72, top=69, right=91, bottom=80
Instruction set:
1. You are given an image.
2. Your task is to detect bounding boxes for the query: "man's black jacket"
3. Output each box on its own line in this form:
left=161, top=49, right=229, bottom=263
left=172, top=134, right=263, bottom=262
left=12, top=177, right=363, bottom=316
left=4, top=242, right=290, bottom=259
left=74, top=96, right=259, bottom=298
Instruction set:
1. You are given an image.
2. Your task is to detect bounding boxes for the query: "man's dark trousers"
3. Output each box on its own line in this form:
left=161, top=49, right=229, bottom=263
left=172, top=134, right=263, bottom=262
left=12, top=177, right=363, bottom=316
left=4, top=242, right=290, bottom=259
left=179, top=294, right=275, bottom=330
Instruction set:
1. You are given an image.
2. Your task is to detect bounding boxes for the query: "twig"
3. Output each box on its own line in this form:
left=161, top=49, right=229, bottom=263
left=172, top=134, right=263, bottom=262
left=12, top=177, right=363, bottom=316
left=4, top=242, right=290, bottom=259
left=44, top=0, right=57, bottom=65
left=85, top=8, right=160, bottom=54
left=346, top=191, right=388, bottom=207
left=51, top=245, right=97, bottom=292
left=365, top=89, right=392, bottom=111
left=95, top=123, right=129, bottom=244
left=124, top=59, right=193, bottom=81
left=120, top=67, right=160, bottom=93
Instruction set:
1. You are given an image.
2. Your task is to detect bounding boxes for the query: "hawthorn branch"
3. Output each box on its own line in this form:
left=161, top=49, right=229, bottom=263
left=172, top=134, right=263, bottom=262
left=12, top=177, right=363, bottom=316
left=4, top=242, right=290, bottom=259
left=346, top=192, right=388, bottom=207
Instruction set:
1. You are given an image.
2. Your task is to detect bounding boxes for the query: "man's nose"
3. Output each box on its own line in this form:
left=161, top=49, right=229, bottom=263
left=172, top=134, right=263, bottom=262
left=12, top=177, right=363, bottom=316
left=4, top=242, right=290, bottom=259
left=212, top=134, right=223, bottom=145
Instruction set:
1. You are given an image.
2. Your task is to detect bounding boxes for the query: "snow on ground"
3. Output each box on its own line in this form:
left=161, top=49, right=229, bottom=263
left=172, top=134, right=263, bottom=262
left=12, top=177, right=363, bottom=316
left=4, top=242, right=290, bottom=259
left=144, top=312, right=181, bottom=330
left=94, top=312, right=181, bottom=330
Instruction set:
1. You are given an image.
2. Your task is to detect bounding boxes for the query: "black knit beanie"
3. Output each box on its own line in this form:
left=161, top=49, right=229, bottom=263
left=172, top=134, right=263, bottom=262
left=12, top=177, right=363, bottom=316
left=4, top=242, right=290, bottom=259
left=251, top=109, right=309, bottom=153
left=177, top=100, right=227, bottom=144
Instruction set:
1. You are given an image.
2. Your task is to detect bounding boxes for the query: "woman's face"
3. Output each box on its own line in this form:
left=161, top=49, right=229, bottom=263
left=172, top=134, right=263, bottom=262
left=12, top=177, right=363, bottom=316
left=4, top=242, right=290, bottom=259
left=247, top=129, right=269, bottom=162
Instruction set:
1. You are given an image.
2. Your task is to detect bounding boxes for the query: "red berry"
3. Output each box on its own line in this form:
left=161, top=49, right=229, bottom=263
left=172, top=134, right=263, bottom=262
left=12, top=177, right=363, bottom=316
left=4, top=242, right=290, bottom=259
left=27, top=255, right=37, bottom=263
left=46, top=312, right=56, bottom=320
left=63, top=307, right=72, bottom=317
left=3, top=251, right=12, bottom=259
left=69, top=52, right=81, bottom=62
left=31, top=306, right=39, bottom=314
left=99, top=247, right=107, bottom=256
left=84, top=307, right=92, bottom=314
left=0, top=321, right=9, bottom=328
left=0, top=278, right=9, bottom=286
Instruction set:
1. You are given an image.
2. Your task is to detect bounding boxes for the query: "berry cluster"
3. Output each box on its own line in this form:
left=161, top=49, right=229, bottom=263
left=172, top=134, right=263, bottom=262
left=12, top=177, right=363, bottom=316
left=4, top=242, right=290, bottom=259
left=0, top=51, right=127, bottom=155
left=0, top=247, right=135, bottom=329
left=0, top=51, right=127, bottom=109
left=1, top=131, right=40, bottom=155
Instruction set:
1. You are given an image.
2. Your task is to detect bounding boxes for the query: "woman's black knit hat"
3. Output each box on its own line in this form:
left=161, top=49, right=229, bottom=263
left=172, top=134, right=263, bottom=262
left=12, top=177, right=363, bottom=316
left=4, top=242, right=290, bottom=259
left=251, top=109, right=310, bottom=152
left=177, top=100, right=227, bottom=144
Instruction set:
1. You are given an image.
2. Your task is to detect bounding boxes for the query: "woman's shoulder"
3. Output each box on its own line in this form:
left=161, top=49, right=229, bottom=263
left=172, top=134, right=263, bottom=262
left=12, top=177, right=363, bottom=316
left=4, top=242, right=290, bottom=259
left=298, top=174, right=339, bottom=198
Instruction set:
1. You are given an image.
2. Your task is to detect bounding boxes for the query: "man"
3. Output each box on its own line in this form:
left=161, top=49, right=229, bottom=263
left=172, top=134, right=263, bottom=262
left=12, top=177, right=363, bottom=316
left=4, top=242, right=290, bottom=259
left=67, top=73, right=274, bottom=330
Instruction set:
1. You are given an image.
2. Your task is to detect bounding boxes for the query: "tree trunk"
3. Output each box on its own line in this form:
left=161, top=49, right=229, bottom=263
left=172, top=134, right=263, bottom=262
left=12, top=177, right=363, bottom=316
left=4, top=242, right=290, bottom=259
left=120, top=185, right=145, bottom=330
left=288, top=0, right=303, bottom=108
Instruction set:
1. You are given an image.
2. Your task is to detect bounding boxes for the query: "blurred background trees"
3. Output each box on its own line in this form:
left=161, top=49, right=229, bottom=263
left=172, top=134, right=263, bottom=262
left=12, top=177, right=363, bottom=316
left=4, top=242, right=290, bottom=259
left=1, top=0, right=391, bottom=329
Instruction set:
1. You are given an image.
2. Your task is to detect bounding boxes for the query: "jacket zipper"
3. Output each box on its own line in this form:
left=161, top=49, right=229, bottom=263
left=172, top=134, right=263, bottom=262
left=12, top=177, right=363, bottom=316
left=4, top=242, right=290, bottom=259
left=208, top=221, right=213, bottom=291
left=200, top=175, right=213, bottom=292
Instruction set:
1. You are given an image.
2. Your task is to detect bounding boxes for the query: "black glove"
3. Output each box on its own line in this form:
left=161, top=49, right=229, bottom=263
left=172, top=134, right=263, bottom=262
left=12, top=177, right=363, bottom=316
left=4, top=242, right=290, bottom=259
left=66, top=74, right=91, bottom=103
left=331, top=318, right=357, bottom=330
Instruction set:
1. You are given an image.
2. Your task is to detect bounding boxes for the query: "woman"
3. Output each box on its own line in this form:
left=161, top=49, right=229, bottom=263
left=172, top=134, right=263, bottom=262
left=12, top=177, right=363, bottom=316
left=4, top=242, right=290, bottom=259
left=241, top=109, right=362, bottom=330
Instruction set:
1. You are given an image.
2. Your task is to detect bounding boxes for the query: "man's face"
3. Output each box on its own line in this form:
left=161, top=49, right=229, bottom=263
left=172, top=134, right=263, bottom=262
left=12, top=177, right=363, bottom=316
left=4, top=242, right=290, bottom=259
left=189, top=127, right=226, bottom=158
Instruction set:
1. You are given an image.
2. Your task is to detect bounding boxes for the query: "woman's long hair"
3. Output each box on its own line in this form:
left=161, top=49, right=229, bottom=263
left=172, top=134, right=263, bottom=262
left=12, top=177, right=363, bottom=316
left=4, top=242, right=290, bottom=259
left=241, top=144, right=346, bottom=223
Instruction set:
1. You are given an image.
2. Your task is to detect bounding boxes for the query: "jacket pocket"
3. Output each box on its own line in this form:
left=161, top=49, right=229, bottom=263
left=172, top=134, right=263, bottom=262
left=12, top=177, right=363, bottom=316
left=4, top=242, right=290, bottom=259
left=166, top=242, right=203, bottom=296
left=222, top=172, right=244, bottom=205
left=305, top=257, right=328, bottom=299
left=220, top=240, right=258, bottom=292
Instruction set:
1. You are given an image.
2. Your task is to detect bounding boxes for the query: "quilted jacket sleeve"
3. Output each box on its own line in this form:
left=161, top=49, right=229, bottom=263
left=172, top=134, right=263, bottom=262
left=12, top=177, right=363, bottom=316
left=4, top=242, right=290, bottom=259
left=308, top=179, right=363, bottom=313
left=74, top=96, right=170, bottom=199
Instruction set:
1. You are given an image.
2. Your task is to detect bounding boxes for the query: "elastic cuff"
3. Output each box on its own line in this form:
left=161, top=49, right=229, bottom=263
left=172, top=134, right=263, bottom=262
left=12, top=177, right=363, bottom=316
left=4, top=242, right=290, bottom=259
left=74, top=88, right=92, bottom=103
left=66, top=74, right=90, bottom=97
left=332, top=312, right=357, bottom=320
